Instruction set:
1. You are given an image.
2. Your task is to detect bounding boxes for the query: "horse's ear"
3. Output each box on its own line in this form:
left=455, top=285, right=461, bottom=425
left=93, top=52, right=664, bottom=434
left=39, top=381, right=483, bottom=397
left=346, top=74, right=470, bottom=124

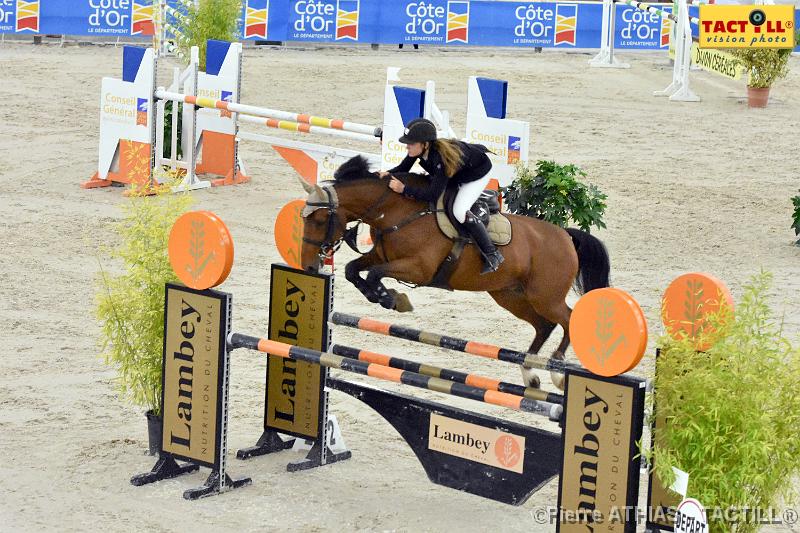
left=294, top=173, right=315, bottom=194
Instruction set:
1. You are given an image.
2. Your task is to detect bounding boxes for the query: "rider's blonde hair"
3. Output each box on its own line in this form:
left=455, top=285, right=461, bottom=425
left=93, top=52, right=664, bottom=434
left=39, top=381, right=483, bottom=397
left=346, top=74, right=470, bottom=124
left=430, top=139, right=463, bottom=178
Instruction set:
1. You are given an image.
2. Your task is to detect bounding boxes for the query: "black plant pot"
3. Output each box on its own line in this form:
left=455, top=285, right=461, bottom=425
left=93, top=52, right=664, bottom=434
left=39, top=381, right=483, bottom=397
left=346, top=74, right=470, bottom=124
left=146, top=410, right=163, bottom=456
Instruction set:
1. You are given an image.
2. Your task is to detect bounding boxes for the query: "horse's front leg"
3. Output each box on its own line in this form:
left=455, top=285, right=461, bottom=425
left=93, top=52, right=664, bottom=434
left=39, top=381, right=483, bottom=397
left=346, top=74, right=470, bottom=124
left=344, top=253, right=383, bottom=303
left=365, top=257, right=425, bottom=312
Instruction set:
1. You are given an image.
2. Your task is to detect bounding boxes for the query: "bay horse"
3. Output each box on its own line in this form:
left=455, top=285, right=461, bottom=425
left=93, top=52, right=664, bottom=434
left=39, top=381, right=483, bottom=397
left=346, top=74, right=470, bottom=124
left=298, top=155, right=610, bottom=388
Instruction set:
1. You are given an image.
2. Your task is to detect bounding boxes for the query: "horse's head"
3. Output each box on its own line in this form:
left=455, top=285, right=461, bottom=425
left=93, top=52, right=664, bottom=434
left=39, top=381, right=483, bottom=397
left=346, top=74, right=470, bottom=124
left=300, top=182, right=345, bottom=272
left=298, top=156, right=386, bottom=272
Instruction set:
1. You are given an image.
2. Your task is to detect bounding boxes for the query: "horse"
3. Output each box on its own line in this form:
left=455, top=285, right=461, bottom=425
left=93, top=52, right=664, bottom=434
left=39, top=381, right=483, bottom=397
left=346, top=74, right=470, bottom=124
left=298, top=155, right=610, bottom=389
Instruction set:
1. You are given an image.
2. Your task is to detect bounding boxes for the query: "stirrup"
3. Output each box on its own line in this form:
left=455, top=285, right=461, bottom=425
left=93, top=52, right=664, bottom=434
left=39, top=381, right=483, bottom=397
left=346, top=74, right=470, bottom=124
left=480, top=252, right=504, bottom=274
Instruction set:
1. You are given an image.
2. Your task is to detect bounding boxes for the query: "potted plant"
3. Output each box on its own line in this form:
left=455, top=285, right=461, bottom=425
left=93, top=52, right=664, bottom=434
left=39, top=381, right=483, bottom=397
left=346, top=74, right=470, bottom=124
left=160, top=0, right=242, bottom=160
left=647, top=272, right=800, bottom=532
left=502, top=160, right=607, bottom=232
left=730, top=32, right=798, bottom=108
left=96, top=183, right=193, bottom=455
left=173, top=0, right=243, bottom=71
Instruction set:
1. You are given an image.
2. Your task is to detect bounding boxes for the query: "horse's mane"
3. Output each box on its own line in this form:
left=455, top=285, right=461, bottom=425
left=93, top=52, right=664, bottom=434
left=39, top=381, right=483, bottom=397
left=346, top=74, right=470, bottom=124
left=334, top=155, right=377, bottom=183
left=333, top=155, right=429, bottom=192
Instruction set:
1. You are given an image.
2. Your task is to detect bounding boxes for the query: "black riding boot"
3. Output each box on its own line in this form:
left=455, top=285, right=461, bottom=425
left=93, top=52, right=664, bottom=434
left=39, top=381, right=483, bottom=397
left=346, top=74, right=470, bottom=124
left=463, top=213, right=504, bottom=274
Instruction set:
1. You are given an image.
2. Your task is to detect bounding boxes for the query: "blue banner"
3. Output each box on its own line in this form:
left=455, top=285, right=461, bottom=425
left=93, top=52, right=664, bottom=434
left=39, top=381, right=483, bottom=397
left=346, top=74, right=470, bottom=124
left=464, top=2, right=603, bottom=48
left=0, top=0, right=156, bottom=37
left=2, top=0, right=798, bottom=52
left=614, top=4, right=671, bottom=50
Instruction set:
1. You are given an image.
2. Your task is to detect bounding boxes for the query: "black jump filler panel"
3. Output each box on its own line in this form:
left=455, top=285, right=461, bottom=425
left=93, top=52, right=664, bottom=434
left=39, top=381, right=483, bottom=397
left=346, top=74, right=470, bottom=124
left=328, top=377, right=562, bottom=506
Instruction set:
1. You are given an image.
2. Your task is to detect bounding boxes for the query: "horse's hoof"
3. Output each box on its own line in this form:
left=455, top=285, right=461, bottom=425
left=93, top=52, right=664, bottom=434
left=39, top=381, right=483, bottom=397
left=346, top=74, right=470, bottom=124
left=550, top=351, right=566, bottom=391
left=388, top=289, right=414, bottom=312
left=520, top=366, right=540, bottom=389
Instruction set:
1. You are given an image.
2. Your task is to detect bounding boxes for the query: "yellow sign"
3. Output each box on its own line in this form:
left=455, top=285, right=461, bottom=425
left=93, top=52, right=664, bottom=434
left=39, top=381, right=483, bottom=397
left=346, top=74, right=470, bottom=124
left=699, top=5, right=796, bottom=49
left=162, top=286, right=225, bottom=467
left=691, top=43, right=745, bottom=80
left=558, top=373, right=641, bottom=532
left=669, top=40, right=745, bottom=79
left=428, top=414, right=525, bottom=474
left=265, top=265, right=329, bottom=439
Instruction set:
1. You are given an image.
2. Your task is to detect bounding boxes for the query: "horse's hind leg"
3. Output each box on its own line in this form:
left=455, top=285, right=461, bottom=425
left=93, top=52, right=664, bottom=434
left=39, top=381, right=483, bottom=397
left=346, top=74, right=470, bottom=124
left=488, top=289, right=558, bottom=389
left=527, top=296, right=572, bottom=390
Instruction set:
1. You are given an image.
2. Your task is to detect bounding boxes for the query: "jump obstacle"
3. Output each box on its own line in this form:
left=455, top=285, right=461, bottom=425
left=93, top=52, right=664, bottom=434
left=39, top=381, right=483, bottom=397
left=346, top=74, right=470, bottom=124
left=86, top=40, right=530, bottom=193
left=329, top=344, right=565, bottom=408
left=332, top=312, right=570, bottom=375
left=590, top=0, right=746, bottom=102
left=132, top=211, right=662, bottom=533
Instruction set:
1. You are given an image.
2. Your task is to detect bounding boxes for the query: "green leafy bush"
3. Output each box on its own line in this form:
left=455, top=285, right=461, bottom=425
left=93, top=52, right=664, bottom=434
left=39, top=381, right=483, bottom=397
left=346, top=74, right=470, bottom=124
left=730, top=32, right=798, bottom=88
left=96, top=185, right=194, bottom=415
left=791, top=192, right=800, bottom=246
left=502, top=160, right=607, bottom=232
left=165, top=0, right=242, bottom=157
left=162, top=101, right=182, bottom=160
left=649, top=272, right=800, bottom=533
left=175, top=0, right=243, bottom=70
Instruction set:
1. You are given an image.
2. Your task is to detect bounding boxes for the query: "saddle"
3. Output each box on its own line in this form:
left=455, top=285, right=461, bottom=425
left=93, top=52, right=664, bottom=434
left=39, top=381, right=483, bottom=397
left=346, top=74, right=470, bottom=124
left=427, top=186, right=512, bottom=290
left=435, top=187, right=511, bottom=246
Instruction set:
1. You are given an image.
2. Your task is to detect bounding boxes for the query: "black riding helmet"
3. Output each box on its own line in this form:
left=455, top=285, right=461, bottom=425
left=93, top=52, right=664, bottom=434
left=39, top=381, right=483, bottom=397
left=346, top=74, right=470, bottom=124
left=398, top=118, right=437, bottom=144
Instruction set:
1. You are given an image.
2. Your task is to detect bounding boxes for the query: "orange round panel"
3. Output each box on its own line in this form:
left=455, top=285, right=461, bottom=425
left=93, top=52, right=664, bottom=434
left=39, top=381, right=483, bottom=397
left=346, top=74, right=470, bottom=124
left=570, top=287, right=648, bottom=377
left=168, top=211, right=234, bottom=290
left=274, top=200, right=306, bottom=270
left=607, top=288, right=648, bottom=373
left=662, top=273, right=734, bottom=351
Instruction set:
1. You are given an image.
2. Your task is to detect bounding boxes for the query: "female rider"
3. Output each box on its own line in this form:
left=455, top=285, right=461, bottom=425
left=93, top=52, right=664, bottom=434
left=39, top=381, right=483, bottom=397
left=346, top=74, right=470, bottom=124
left=379, top=118, right=503, bottom=274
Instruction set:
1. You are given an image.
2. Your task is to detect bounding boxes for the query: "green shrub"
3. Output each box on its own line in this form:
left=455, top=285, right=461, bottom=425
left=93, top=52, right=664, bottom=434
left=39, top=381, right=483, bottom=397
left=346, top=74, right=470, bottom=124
left=648, top=271, right=800, bottom=533
left=175, top=0, right=243, bottom=70
left=730, top=31, right=798, bottom=88
left=501, top=160, right=607, bottom=232
left=96, top=185, right=194, bottom=415
left=162, top=101, right=182, bottom=160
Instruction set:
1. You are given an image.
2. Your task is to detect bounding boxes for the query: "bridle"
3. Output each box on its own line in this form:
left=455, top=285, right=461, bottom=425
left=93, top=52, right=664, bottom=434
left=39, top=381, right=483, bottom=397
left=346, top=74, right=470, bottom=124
left=302, top=186, right=346, bottom=260
left=302, top=178, right=394, bottom=263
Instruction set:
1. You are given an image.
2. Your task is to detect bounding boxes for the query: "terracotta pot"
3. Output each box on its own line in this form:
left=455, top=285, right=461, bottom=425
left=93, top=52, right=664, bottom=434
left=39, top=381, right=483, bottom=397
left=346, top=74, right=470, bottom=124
left=747, top=86, right=770, bottom=108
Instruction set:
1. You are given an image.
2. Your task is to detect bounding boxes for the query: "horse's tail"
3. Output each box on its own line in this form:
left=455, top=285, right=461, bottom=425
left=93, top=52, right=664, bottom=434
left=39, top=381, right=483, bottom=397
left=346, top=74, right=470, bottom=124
left=565, top=228, right=610, bottom=295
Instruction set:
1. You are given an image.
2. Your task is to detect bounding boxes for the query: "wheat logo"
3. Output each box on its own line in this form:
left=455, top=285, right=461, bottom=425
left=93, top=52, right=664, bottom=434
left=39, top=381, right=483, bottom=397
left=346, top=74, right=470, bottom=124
left=168, top=211, right=233, bottom=290
left=683, top=279, right=705, bottom=338
left=186, top=220, right=215, bottom=284
left=592, top=297, right=627, bottom=367
left=494, top=435, right=521, bottom=468
left=288, top=203, right=303, bottom=265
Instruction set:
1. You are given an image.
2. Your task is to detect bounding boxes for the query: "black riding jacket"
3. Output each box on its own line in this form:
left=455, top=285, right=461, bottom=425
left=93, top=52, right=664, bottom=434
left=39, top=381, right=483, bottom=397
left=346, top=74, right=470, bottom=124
left=388, top=141, right=492, bottom=203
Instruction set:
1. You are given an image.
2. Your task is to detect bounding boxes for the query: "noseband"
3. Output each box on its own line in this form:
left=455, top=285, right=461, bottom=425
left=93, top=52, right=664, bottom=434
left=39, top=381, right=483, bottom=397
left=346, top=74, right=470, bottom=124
left=302, top=177, right=394, bottom=261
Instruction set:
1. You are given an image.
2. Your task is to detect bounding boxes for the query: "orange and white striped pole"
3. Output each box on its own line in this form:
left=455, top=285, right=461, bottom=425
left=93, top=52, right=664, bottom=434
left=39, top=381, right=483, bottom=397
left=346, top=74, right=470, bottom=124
left=154, top=89, right=381, bottom=137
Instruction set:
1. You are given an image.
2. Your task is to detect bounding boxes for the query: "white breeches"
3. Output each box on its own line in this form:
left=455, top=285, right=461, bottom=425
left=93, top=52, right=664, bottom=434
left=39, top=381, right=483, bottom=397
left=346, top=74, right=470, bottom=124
left=452, top=176, right=491, bottom=223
